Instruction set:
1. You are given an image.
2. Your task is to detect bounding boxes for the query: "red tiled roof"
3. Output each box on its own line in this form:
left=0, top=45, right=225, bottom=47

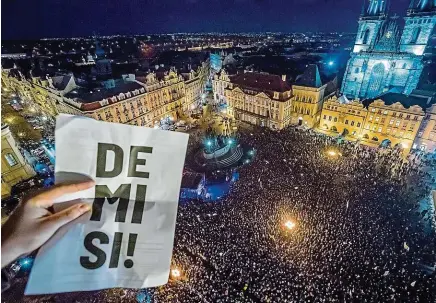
left=230, top=72, right=291, bottom=93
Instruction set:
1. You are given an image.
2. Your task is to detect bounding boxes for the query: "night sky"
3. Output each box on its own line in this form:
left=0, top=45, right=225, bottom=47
left=2, top=0, right=411, bottom=39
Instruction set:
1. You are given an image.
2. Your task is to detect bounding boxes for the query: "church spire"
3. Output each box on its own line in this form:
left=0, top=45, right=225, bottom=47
left=408, top=0, right=436, bottom=14
left=367, top=0, right=387, bottom=16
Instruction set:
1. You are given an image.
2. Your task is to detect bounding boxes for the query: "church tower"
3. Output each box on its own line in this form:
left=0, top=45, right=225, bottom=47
left=400, top=0, right=436, bottom=55
left=353, top=0, right=388, bottom=53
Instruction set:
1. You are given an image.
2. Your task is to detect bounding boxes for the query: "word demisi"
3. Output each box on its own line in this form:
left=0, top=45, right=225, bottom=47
left=81, top=143, right=152, bottom=270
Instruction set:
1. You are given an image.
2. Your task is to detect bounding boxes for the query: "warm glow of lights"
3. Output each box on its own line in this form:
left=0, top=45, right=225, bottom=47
left=284, top=220, right=296, bottom=230
left=171, top=268, right=181, bottom=278
left=327, top=150, right=336, bottom=156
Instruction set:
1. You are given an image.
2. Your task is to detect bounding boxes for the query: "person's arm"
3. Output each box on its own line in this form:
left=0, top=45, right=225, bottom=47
left=1, top=181, right=94, bottom=269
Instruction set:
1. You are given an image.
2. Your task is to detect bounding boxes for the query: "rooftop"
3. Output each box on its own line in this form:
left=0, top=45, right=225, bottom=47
left=230, top=72, right=291, bottom=93
left=295, top=64, right=323, bottom=88
left=364, top=92, right=436, bottom=110
left=64, top=81, right=143, bottom=103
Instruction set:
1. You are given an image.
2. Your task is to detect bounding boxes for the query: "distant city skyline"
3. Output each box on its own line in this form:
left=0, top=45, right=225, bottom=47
left=2, top=0, right=411, bottom=40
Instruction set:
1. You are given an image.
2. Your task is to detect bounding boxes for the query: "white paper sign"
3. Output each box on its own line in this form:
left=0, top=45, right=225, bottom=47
left=26, top=114, right=188, bottom=294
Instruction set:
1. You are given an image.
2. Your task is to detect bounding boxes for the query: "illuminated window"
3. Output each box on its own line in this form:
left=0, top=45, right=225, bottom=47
left=371, top=108, right=376, bottom=112
left=357, top=122, right=361, bottom=127
left=395, top=121, right=400, bottom=127
left=362, top=29, right=370, bottom=44
left=351, top=121, right=355, bottom=126
left=369, top=115, right=373, bottom=121
left=345, top=120, right=349, bottom=124
left=5, top=153, right=18, bottom=167
left=334, top=117, right=338, bottom=122
left=375, top=117, right=379, bottom=122
left=378, top=127, right=382, bottom=132
left=383, top=111, right=388, bottom=115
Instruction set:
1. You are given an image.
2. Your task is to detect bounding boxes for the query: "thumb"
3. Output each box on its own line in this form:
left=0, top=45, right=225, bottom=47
left=43, top=203, right=91, bottom=231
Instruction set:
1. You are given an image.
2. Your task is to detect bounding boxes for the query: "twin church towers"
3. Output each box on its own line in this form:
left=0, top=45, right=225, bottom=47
left=341, top=0, right=436, bottom=99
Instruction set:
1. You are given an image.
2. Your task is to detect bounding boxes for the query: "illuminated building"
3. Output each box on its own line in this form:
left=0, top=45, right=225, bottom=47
left=1, top=60, right=209, bottom=127
left=1, top=125, right=36, bottom=198
left=291, top=65, right=329, bottom=128
left=341, top=0, right=435, bottom=99
left=212, top=69, right=232, bottom=104
left=225, top=72, right=293, bottom=130
left=414, top=100, right=436, bottom=152
left=320, top=95, right=368, bottom=138
left=319, top=93, right=429, bottom=153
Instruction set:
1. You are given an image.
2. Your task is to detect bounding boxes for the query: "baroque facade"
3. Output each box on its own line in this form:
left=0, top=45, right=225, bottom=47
left=1, top=125, right=36, bottom=198
left=341, top=0, right=436, bottom=100
left=1, top=60, right=210, bottom=127
left=318, top=92, right=436, bottom=154
left=224, top=72, right=293, bottom=130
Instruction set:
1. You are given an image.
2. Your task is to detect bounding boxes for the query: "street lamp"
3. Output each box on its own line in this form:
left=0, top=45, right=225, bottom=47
left=171, top=268, right=181, bottom=279
left=284, top=220, right=296, bottom=230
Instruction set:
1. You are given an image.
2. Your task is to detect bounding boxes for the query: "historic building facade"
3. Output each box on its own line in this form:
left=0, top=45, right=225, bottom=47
left=291, top=65, right=331, bottom=128
left=1, top=60, right=210, bottom=127
left=224, top=72, right=293, bottom=130
left=319, top=93, right=430, bottom=154
left=320, top=96, right=368, bottom=139
left=1, top=125, right=36, bottom=198
left=341, top=0, right=436, bottom=100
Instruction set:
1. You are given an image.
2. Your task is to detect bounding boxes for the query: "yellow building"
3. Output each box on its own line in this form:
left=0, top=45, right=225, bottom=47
left=225, top=72, right=293, bottom=130
left=319, top=93, right=427, bottom=154
left=291, top=65, right=329, bottom=128
left=414, top=100, right=436, bottom=153
left=1, top=125, right=36, bottom=198
left=362, top=98, right=424, bottom=152
left=212, top=69, right=232, bottom=104
left=320, top=95, right=368, bottom=138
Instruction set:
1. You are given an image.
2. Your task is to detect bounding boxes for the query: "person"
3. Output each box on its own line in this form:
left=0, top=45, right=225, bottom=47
left=1, top=181, right=94, bottom=291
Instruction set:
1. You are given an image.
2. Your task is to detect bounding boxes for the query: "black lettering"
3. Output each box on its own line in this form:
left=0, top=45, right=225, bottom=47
left=80, top=231, right=109, bottom=270
left=131, top=184, right=147, bottom=224
left=90, top=184, right=131, bottom=222
left=109, top=232, right=123, bottom=268
left=96, top=143, right=124, bottom=178
left=128, top=146, right=152, bottom=178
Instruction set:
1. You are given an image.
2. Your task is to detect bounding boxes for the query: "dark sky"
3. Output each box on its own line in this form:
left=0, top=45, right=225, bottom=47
left=2, top=0, right=411, bottom=39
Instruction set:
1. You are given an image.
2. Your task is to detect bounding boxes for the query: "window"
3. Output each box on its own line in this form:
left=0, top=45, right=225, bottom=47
left=5, top=153, right=18, bottom=167
left=383, top=111, right=388, bottom=115
left=351, top=121, right=355, bottom=126
left=406, top=114, right=411, bottom=120
left=357, top=122, right=361, bottom=127
left=323, top=115, right=326, bottom=120
left=375, top=117, right=380, bottom=122
left=395, top=121, right=400, bottom=127
left=389, top=119, right=394, bottom=125
left=369, top=115, right=373, bottom=121
left=334, top=117, right=338, bottom=122
left=410, top=27, right=421, bottom=44
left=355, top=67, right=360, bottom=73
left=329, top=116, right=332, bottom=121
left=345, top=120, right=349, bottom=124
left=362, top=29, right=370, bottom=44
left=378, top=127, right=382, bottom=132
left=371, top=108, right=376, bottom=112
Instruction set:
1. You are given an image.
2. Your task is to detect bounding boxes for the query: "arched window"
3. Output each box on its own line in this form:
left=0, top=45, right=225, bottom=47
left=410, top=27, right=421, bottom=44
left=362, top=29, right=370, bottom=45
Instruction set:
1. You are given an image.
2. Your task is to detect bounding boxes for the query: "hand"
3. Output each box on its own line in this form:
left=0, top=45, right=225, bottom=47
left=1, top=181, right=95, bottom=268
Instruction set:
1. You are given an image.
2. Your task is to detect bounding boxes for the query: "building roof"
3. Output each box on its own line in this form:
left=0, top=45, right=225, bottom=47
left=64, top=81, right=143, bottom=104
left=364, top=92, right=435, bottom=110
left=52, top=74, right=74, bottom=91
left=295, top=64, right=322, bottom=88
left=230, top=72, right=291, bottom=93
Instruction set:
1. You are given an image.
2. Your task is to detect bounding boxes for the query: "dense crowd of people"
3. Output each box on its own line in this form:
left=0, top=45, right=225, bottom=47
left=3, top=125, right=436, bottom=302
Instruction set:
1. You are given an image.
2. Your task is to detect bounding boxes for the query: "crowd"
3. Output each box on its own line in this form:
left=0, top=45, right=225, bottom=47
left=2, top=125, right=436, bottom=302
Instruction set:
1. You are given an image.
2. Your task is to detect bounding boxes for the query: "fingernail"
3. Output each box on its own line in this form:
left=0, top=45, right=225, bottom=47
left=79, top=204, right=91, bottom=212
left=84, top=180, right=95, bottom=186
